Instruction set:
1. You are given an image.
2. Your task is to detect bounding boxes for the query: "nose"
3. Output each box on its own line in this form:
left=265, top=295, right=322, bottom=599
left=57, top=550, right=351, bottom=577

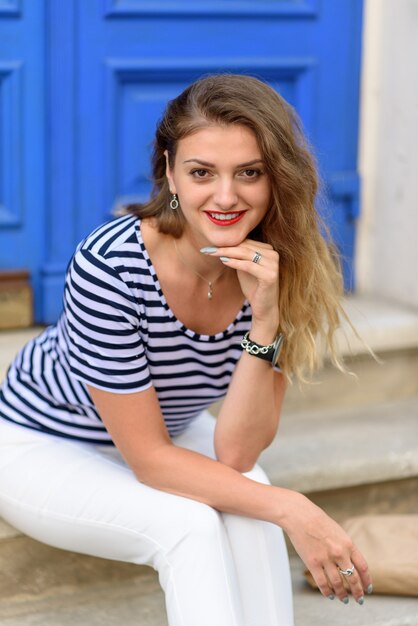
left=213, top=177, right=239, bottom=211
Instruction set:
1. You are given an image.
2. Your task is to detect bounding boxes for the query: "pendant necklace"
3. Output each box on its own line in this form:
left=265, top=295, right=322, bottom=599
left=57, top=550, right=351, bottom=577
left=173, top=239, right=227, bottom=300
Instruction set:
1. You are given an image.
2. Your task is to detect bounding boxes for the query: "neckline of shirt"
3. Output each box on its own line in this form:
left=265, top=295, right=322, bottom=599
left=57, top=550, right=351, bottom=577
left=134, top=218, right=250, bottom=342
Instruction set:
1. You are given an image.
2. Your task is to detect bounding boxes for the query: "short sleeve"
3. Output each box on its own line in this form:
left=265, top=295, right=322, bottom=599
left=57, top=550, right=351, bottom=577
left=64, top=248, right=152, bottom=394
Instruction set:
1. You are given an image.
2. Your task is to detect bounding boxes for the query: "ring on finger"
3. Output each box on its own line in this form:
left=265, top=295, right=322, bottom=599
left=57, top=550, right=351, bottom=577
left=252, top=251, right=262, bottom=264
left=338, top=564, right=355, bottom=577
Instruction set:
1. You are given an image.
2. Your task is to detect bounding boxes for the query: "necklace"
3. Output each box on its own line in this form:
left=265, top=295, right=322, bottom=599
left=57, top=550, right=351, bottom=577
left=173, top=239, right=227, bottom=300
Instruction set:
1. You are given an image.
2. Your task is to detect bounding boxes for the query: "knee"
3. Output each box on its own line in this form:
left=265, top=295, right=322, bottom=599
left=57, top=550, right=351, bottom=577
left=160, top=498, right=224, bottom=555
left=183, top=500, right=223, bottom=542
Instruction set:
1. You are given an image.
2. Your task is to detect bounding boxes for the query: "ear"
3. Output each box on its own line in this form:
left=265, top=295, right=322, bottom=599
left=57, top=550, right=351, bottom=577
left=164, top=150, right=176, bottom=194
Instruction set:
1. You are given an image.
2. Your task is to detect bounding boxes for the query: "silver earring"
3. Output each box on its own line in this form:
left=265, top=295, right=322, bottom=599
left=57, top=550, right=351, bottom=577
left=170, top=194, right=179, bottom=210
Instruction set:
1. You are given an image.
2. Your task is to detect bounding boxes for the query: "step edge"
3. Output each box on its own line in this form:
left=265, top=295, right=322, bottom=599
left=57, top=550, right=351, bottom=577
left=330, top=295, right=418, bottom=357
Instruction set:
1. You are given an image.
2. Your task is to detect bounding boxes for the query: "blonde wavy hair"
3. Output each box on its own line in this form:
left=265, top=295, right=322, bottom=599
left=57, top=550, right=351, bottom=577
left=124, top=73, right=352, bottom=383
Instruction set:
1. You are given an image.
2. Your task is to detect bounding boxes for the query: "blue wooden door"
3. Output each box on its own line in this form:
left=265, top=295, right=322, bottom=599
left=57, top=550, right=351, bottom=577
left=0, top=1, right=46, bottom=313
left=1, top=0, right=363, bottom=324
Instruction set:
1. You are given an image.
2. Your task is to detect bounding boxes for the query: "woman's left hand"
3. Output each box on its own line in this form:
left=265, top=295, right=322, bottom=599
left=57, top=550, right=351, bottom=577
left=207, top=239, right=280, bottom=325
left=281, top=491, right=372, bottom=604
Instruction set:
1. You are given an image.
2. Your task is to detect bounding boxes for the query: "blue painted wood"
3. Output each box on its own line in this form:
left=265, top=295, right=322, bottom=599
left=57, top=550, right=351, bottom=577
left=40, top=0, right=78, bottom=324
left=0, top=0, right=21, bottom=17
left=0, top=60, right=23, bottom=227
left=103, top=57, right=316, bottom=214
left=0, top=0, right=364, bottom=322
left=102, top=0, right=319, bottom=19
left=0, top=1, right=46, bottom=319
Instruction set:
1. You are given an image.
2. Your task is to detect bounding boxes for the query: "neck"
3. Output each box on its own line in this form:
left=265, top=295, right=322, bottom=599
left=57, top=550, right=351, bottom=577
left=172, top=237, right=235, bottom=303
left=174, top=230, right=225, bottom=276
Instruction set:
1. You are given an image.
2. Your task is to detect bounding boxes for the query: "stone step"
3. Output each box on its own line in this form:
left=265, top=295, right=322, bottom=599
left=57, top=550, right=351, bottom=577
left=282, top=345, right=418, bottom=414
left=260, top=395, right=418, bottom=495
left=260, top=396, right=418, bottom=524
left=1, top=399, right=417, bottom=541
left=282, top=293, right=418, bottom=413
left=1, top=301, right=418, bottom=624
left=0, top=526, right=417, bottom=626
left=1, top=397, right=417, bottom=624
left=2, top=294, right=418, bottom=368
left=335, top=295, right=418, bottom=356
left=2, top=297, right=418, bottom=413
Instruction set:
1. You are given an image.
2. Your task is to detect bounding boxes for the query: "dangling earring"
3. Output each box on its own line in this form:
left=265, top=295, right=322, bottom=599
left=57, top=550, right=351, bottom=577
left=170, top=194, right=179, bottom=210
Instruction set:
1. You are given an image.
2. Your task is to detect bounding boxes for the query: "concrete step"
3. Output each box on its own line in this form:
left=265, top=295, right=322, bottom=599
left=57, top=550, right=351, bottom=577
left=1, top=524, right=417, bottom=626
left=335, top=295, right=418, bottom=356
left=1, top=301, right=418, bottom=624
left=282, top=293, right=418, bottom=412
left=2, top=294, right=418, bottom=368
left=2, top=297, right=418, bottom=412
left=260, top=395, right=418, bottom=523
left=283, top=345, right=418, bottom=414
left=2, top=397, right=417, bottom=537
left=2, top=398, right=416, bottom=535
left=261, top=395, right=418, bottom=493
left=1, top=392, right=417, bottom=625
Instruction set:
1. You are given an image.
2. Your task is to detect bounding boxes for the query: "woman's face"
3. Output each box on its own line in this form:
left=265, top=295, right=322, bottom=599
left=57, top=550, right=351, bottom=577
left=165, top=124, right=271, bottom=248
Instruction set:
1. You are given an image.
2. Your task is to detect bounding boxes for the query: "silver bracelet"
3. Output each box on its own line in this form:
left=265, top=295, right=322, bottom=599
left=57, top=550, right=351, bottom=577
left=240, top=332, right=285, bottom=366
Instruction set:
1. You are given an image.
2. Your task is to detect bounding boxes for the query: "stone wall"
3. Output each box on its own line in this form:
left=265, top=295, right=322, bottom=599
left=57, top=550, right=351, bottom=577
left=356, top=0, right=418, bottom=309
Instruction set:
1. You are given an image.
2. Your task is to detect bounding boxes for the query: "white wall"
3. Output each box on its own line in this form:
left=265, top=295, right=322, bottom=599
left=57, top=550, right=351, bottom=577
left=356, top=0, right=418, bottom=309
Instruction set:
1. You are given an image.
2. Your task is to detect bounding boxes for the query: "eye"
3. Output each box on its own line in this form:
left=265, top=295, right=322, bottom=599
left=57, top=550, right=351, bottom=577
left=240, top=168, right=263, bottom=179
left=190, top=168, right=210, bottom=179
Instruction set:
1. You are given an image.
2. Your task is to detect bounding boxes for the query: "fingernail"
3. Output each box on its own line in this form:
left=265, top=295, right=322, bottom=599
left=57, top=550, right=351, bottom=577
left=219, top=256, right=230, bottom=262
left=356, top=596, right=365, bottom=605
left=327, top=594, right=335, bottom=600
left=367, top=584, right=373, bottom=595
left=200, top=247, right=218, bottom=254
left=341, top=597, right=349, bottom=605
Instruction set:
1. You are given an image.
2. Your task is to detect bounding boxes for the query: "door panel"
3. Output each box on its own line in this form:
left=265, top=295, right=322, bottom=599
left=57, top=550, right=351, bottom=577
left=0, top=0, right=363, bottom=323
left=0, top=1, right=46, bottom=313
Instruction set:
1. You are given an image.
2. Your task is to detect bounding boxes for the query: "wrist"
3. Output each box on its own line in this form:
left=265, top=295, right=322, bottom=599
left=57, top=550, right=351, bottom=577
left=241, top=327, right=285, bottom=367
left=273, top=489, right=305, bottom=532
left=249, top=321, right=279, bottom=344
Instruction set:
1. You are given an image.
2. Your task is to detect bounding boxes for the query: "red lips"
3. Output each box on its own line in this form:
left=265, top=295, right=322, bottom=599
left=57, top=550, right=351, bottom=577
left=205, top=211, right=246, bottom=226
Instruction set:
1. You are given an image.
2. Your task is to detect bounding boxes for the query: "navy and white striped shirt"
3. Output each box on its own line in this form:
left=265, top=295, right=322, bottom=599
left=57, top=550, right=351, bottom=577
left=0, top=215, right=252, bottom=443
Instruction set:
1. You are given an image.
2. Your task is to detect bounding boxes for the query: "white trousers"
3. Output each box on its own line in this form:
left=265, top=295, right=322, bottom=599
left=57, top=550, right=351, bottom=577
left=0, top=412, right=294, bottom=626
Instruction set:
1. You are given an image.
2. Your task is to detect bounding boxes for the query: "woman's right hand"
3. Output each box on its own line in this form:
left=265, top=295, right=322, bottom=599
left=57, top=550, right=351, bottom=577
left=280, top=491, right=372, bottom=603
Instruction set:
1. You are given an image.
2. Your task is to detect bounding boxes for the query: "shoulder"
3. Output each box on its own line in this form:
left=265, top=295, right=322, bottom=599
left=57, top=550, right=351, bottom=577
left=77, top=214, right=140, bottom=259
left=66, top=214, right=146, bottom=297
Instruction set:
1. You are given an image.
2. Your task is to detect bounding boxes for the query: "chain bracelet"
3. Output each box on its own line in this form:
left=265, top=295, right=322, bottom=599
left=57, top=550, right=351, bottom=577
left=241, top=333, right=275, bottom=355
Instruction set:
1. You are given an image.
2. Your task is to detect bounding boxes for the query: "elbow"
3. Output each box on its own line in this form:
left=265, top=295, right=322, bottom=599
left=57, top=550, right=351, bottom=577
left=218, top=456, right=255, bottom=474
left=215, top=447, right=259, bottom=473
left=215, top=432, right=277, bottom=474
left=130, top=442, right=174, bottom=486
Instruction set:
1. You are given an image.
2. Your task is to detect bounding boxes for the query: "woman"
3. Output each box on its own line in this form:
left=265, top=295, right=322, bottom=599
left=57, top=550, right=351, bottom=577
left=0, top=74, right=372, bottom=625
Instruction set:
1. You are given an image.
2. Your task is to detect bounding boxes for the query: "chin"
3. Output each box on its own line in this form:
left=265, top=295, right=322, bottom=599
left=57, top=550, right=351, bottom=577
left=207, top=234, right=244, bottom=248
left=211, top=228, right=254, bottom=247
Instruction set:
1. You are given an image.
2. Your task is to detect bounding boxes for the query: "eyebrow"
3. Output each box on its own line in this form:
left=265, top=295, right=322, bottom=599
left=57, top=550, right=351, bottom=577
left=183, top=158, right=264, bottom=168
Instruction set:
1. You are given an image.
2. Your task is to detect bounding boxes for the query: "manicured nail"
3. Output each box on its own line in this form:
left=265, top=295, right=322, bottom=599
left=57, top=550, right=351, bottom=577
left=341, top=596, right=349, bottom=605
left=327, top=594, right=335, bottom=600
left=219, top=256, right=230, bottom=262
left=367, top=584, right=373, bottom=595
left=356, top=596, right=365, bottom=605
left=200, top=247, right=218, bottom=254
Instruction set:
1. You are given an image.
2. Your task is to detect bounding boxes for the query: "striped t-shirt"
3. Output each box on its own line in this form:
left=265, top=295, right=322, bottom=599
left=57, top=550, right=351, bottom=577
left=0, top=215, right=252, bottom=443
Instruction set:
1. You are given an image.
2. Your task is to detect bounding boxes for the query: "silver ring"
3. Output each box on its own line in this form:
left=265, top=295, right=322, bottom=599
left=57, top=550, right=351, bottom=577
left=338, top=565, right=355, bottom=577
left=252, top=251, right=262, bottom=264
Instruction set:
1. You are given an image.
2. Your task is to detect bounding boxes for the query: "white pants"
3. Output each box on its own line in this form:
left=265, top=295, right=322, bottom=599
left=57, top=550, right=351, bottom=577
left=0, top=412, right=294, bottom=626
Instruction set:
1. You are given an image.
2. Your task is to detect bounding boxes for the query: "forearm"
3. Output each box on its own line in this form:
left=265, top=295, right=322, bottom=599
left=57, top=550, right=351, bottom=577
left=135, top=441, right=372, bottom=604
left=88, top=382, right=292, bottom=526
left=135, top=440, right=296, bottom=529
left=215, top=320, right=285, bottom=471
